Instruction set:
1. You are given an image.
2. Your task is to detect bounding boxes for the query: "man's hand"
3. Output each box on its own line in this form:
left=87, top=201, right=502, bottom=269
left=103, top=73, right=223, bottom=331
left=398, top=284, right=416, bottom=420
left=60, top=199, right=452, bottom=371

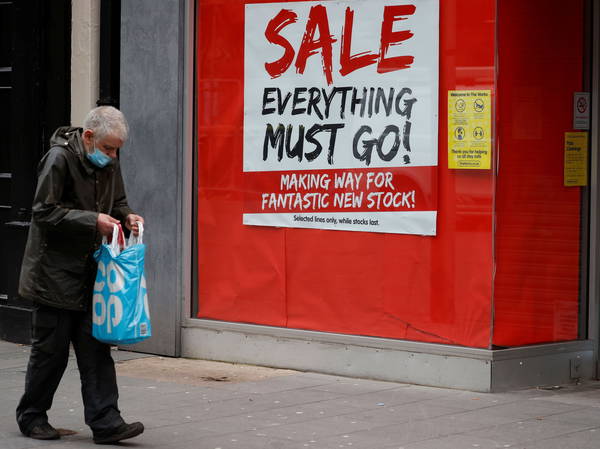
left=97, top=213, right=120, bottom=237
left=125, top=214, right=145, bottom=236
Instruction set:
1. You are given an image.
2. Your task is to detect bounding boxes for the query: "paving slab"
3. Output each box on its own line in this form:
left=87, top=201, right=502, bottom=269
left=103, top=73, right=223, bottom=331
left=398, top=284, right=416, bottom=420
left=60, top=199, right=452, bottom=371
left=542, top=407, right=600, bottom=426
left=464, top=418, right=597, bottom=445
left=509, top=428, right=600, bottom=449
left=465, top=398, right=584, bottom=420
left=343, top=401, right=467, bottom=426
left=395, top=433, right=523, bottom=449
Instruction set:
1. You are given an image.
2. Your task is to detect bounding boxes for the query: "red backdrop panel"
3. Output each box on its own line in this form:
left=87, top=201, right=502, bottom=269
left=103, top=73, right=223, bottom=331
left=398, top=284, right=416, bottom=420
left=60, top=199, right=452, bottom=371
left=197, top=0, right=496, bottom=347
left=493, top=0, right=584, bottom=346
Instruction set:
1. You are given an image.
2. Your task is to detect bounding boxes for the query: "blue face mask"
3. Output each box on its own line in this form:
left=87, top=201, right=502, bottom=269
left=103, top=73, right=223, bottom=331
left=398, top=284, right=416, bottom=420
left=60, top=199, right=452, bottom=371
left=86, top=147, right=113, bottom=168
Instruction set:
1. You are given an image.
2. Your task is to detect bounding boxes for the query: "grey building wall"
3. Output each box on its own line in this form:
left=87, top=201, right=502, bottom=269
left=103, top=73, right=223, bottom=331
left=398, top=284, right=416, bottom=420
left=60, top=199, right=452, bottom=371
left=119, top=0, right=187, bottom=356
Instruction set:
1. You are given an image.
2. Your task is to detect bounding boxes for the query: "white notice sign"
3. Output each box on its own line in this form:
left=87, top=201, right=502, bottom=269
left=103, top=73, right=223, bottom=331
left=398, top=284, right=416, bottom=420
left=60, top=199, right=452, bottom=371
left=573, top=92, right=590, bottom=130
left=243, top=0, right=440, bottom=235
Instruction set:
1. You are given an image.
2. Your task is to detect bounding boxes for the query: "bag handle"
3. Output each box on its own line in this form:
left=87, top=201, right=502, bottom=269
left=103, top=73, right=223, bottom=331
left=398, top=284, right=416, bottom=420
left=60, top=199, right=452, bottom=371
left=127, top=221, right=144, bottom=246
left=102, top=223, right=126, bottom=254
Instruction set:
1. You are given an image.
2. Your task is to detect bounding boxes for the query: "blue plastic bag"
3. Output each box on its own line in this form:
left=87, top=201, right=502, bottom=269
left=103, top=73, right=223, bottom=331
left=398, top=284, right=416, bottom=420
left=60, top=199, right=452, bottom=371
left=92, top=223, right=151, bottom=345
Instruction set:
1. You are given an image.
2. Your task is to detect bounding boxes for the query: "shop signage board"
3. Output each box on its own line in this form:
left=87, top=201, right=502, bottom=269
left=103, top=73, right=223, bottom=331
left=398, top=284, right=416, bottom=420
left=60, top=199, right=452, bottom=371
left=564, top=131, right=588, bottom=186
left=447, top=90, right=492, bottom=169
left=243, top=0, right=439, bottom=235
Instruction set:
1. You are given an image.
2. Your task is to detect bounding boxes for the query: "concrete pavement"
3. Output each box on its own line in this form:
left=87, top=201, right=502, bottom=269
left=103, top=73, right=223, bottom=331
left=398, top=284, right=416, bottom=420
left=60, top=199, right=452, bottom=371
left=1, top=339, right=600, bottom=449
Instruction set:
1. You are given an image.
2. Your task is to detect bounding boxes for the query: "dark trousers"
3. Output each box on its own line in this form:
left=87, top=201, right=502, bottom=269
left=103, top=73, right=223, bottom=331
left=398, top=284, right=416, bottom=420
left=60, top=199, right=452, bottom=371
left=16, top=304, right=125, bottom=435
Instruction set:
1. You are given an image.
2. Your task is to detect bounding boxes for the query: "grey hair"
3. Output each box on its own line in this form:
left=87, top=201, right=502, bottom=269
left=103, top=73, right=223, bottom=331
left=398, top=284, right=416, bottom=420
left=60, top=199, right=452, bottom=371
left=83, top=106, right=129, bottom=141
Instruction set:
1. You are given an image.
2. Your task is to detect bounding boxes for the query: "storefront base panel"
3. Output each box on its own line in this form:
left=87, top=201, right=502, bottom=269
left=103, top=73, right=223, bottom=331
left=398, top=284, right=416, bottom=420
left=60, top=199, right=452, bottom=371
left=182, top=320, right=595, bottom=392
left=490, top=341, right=595, bottom=391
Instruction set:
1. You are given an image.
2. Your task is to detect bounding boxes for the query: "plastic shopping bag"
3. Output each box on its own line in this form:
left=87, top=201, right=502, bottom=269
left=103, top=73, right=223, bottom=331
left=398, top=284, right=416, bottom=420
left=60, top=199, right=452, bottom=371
left=92, top=222, right=151, bottom=345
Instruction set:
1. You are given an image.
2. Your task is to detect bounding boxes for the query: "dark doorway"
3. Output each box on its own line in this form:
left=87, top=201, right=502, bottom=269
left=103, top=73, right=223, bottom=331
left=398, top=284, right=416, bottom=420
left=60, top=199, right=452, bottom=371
left=0, top=0, right=71, bottom=343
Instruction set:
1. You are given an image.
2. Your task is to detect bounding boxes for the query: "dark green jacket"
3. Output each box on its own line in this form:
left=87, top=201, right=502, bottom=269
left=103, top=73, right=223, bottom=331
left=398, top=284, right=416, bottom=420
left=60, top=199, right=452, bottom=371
left=18, top=127, right=134, bottom=311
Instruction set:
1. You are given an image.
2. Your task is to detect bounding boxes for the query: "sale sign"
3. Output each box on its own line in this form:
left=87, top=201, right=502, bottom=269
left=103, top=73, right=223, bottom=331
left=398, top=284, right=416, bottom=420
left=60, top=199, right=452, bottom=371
left=243, top=0, right=439, bottom=235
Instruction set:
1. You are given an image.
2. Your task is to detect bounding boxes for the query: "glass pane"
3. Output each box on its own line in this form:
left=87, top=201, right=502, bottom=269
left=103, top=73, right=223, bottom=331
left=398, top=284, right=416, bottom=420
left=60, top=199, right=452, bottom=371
left=493, top=0, right=588, bottom=346
left=196, top=0, right=497, bottom=348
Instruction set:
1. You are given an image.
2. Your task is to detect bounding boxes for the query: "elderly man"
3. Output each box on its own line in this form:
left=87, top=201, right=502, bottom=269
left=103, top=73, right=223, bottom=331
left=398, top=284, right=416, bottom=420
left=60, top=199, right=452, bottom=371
left=16, top=106, right=145, bottom=444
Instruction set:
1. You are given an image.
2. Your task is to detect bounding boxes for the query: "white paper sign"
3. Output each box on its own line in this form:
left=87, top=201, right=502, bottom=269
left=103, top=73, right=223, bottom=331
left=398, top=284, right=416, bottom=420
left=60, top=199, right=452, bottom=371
left=243, top=0, right=439, bottom=235
left=573, top=92, right=590, bottom=130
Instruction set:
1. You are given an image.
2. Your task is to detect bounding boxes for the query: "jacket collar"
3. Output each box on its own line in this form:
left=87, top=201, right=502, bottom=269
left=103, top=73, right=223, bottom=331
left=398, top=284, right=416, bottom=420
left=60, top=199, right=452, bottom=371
left=80, top=150, right=97, bottom=176
left=71, top=130, right=99, bottom=176
left=59, top=128, right=116, bottom=176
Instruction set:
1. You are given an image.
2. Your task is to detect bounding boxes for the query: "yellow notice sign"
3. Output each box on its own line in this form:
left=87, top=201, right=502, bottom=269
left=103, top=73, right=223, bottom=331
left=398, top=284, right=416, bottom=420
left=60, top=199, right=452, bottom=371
left=448, top=90, right=492, bottom=169
left=564, top=132, right=588, bottom=186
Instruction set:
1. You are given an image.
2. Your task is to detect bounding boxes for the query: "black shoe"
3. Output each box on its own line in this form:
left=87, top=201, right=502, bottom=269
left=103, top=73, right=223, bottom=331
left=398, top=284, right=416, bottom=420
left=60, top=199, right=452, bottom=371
left=25, top=422, right=60, bottom=440
left=93, top=422, right=144, bottom=445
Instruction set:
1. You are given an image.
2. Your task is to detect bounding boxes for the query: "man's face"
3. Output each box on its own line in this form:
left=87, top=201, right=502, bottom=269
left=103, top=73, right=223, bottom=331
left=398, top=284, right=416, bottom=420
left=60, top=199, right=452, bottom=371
left=95, top=135, right=123, bottom=159
left=83, top=130, right=123, bottom=159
